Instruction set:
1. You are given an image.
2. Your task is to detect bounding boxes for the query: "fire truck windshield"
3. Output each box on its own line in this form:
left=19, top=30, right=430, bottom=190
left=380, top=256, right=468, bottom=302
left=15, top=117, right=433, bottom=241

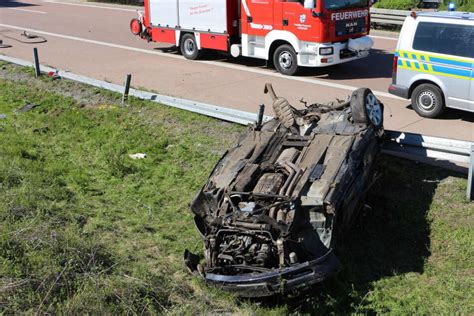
left=324, top=0, right=368, bottom=10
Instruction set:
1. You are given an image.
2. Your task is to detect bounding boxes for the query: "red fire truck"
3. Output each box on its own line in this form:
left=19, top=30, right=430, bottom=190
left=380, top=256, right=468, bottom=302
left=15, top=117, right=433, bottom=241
left=130, top=0, right=374, bottom=75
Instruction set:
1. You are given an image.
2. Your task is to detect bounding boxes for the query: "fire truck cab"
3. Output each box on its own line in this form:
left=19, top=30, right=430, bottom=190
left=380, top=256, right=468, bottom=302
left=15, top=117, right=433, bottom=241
left=131, top=0, right=374, bottom=75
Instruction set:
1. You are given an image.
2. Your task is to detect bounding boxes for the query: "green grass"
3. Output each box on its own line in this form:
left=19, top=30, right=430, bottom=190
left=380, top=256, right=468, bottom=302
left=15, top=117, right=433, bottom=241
left=0, top=62, right=472, bottom=314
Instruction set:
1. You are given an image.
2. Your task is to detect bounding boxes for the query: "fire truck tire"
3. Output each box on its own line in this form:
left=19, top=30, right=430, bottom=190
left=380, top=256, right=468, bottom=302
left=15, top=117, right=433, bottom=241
left=273, top=44, right=299, bottom=76
left=350, top=88, right=384, bottom=129
left=180, top=34, right=201, bottom=60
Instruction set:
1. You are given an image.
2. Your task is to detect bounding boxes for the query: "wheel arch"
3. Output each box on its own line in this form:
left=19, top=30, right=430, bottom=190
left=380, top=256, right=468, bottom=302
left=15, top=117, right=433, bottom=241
left=179, top=31, right=201, bottom=49
left=268, top=40, right=292, bottom=64
left=265, top=31, right=300, bottom=60
left=408, top=78, right=446, bottom=102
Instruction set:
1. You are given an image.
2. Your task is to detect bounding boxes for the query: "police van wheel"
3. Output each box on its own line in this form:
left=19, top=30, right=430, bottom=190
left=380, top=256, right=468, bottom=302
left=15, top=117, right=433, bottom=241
left=350, top=88, right=384, bottom=130
left=180, top=34, right=201, bottom=60
left=411, top=83, right=445, bottom=118
left=274, top=45, right=299, bottom=76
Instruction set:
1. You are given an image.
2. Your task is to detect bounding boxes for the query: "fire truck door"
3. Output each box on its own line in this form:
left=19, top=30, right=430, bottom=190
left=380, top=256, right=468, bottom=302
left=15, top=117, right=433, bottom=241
left=281, top=1, right=314, bottom=38
left=243, top=0, right=274, bottom=35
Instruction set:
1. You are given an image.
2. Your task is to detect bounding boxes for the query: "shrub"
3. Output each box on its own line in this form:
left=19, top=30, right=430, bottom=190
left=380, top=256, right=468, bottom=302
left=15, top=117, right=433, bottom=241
left=374, top=0, right=417, bottom=10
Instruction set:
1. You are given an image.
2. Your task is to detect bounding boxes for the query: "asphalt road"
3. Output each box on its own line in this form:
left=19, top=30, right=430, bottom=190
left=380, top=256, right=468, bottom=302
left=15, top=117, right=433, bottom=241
left=0, top=0, right=473, bottom=141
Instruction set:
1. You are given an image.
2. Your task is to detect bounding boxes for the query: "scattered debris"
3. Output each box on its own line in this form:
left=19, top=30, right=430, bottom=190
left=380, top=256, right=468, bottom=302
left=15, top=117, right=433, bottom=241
left=185, top=84, right=385, bottom=297
left=129, top=153, right=147, bottom=159
left=47, top=70, right=60, bottom=80
left=0, top=30, right=47, bottom=44
left=0, top=40, right=12, bottom=49
left=15, top=103, right=38, bottom=113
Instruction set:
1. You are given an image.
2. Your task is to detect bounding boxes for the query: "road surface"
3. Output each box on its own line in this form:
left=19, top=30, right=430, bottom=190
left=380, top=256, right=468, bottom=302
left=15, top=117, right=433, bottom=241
left=0, top=0, right=473, bottom=141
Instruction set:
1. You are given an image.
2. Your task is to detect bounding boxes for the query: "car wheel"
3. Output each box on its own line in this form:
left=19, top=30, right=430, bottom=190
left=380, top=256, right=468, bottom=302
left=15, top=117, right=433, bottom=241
left=411, top=83, right=445, bottom=118
left=180, top=34, right=201, bottom=60
left=350, top=88, right=384, bottom=129
left=273, top=45, right=299, bottom=76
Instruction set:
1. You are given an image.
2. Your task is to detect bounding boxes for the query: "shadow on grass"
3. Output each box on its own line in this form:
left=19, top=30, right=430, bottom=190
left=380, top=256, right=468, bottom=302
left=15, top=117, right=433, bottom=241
left=245, top=156, right=456, bottom=313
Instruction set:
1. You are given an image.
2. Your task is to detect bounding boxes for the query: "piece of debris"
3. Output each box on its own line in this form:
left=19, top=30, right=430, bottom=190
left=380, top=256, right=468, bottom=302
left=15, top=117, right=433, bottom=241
left=15, top=103, right=38, bottom=113
left=185, top=84, right=385, bottom=297
left=0, top=40, right=12, bottom=49
left=0, top=114, right=6, bottom=119
left=129, top=153, right=147, bottom=160
left=47, top=70, right=60, bottom=80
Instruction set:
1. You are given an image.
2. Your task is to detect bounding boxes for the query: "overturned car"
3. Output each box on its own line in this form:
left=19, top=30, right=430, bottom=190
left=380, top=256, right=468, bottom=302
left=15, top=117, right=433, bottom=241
left=185, top=84, right=384, bottom=297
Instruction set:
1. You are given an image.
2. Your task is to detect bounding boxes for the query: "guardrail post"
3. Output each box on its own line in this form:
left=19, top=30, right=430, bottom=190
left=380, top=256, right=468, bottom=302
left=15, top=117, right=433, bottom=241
left=122, top=73, right=132, bottom=105
left=33, top=48, right=40, bottom=78
left=256, top=104, right=265, bottom=129
left=467, top=144, right=474, bottom=201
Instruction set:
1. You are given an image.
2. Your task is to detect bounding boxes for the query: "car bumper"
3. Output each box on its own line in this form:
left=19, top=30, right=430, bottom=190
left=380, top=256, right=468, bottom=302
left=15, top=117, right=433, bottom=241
left=388, top=84, right=409, bottom=99
left=204, top=249, right=340, bottom=297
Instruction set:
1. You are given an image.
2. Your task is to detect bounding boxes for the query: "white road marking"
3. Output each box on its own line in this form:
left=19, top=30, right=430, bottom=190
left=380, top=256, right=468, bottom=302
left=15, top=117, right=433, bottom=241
left=41, top=0, right=138, bottom=12
left=5, top=8, right=48, bottom=14
left=370, top=35, right=399, bottom=41
left=0, top=22, right=403, bottom=101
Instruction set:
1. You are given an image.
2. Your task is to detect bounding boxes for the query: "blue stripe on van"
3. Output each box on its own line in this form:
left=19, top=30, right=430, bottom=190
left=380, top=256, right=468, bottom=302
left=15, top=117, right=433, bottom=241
left=429, top=57, right=473, bottom=69
left=431, top=65, right=471, bottom=78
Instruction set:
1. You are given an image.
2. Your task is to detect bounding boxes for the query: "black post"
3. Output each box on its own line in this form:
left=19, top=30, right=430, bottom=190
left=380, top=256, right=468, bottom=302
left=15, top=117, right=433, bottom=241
left=33, top=47, right=40, bottom=78
left=256, top=104, right=265, bottom=130
left=122, top=73, right=132, bottom=105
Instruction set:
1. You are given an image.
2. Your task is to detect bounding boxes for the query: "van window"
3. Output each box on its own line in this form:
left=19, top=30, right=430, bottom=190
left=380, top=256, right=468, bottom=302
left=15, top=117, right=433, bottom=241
left=413, top=22, right=474, bottom=58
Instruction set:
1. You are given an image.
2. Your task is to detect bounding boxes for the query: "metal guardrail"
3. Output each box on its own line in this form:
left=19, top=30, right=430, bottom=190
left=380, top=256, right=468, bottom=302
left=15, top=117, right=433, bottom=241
left=0, top=53, right=473, bottom=198
left=382, top=131, right=472, bottom=174
left=370, top=6, right=446, bottom=27
left=370, top=8, right=410, bottom=26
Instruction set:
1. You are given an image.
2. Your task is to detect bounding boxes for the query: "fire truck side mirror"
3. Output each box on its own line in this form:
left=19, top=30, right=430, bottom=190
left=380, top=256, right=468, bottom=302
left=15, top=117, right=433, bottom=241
left=304, top=0, right=315, bottom=9
left=311, top=10, right=322, bottom=17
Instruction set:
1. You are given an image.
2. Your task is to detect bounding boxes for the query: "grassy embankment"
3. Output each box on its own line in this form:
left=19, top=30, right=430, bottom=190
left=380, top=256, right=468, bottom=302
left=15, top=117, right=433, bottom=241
left=0, top=62, right=472, bottom=314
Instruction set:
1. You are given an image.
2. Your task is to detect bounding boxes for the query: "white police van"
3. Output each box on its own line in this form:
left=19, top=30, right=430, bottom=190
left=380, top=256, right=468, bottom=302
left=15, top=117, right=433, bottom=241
left=388, top=11, right=474, bottom=118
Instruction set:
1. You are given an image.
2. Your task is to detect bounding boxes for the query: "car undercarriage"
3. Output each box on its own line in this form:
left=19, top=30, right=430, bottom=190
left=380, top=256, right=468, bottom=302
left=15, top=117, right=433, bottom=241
left=185, top=84, right=384, bottom=297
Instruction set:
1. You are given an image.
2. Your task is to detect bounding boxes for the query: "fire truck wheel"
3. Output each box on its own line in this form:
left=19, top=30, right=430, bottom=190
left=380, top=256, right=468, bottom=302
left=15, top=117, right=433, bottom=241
left=350, top=88, right=384, bottom=130
left=181, top=34, right=201, bottom=60
left=273, top=44, right=299, bottom=76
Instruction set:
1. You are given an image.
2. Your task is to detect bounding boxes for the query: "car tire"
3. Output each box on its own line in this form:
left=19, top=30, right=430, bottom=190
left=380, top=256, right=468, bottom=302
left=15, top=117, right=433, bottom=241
left=411, top=83, right=445, bottom=118
left=180, top=34, right=201, bottom=60
left=273, top=44, right=299, bottom=76
left=350, top=88, right=384, bottom=129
